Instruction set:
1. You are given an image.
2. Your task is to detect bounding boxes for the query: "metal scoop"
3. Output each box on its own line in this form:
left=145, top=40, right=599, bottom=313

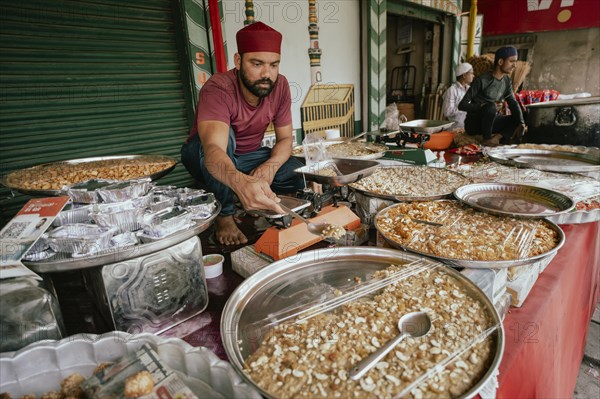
left=279, top=203, right=330, bottom=236
left=349, top=311, right=432, bottom=380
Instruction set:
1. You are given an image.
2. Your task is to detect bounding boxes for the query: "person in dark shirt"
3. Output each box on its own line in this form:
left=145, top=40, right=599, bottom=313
left=458, top=46, right=527, bottom=147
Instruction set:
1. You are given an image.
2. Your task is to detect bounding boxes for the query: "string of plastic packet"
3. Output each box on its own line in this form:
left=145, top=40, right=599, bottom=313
left=250, top=258, right=441, bottom=331
left=394, top=324, right=501, bottom=399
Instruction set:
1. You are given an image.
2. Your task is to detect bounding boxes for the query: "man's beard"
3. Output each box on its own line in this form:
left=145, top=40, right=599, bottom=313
left=240, top=64, right=276, bottom=98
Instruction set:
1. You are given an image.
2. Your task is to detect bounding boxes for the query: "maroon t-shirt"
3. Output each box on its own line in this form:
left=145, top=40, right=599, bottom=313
left=188, top=68, right=292, bottom=154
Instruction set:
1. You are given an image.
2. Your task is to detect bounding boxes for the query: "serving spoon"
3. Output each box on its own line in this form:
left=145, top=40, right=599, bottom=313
left=278, top=203, right=331, bottom=236
left=349, top=311, right=432, bottom=380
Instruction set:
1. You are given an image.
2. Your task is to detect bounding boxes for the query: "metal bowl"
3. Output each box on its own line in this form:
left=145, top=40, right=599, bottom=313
left=0, top=155, right=177, bottom=196
left=221, top=247, right=504, bottom=399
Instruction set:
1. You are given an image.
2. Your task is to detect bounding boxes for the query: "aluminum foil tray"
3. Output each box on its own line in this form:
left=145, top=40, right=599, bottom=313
left=65, top=179, right=115, bottom=204
left=294, top=159, right=380, bottom=186
left=22, top=203, right=220, bottom=273
left=52, top=204, right=93, bottom=226
left=0, top=332, right=261, bottom=398
left=399, top=119, right=454, bottom=134
left=47, top=224, right=116, bottom=255
left=485, top=146, right=600, bottom=173
left=96, top=179, right=152, bottom=203
left=221, top=247, right=504, bottom=399
left=142, top=206, right=192, bottom=238
left=350, top=165, right=471, bottom=201
left=454, top=183, right=575, bottom=218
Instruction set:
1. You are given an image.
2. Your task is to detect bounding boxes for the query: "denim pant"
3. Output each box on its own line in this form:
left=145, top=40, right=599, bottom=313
left=465, top=103, right=520, bottom=140
left=181, top=131, right=305, bottom=216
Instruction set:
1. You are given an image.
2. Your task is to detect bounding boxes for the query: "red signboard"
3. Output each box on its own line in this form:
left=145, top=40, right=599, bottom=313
left=479, top=0, right=600, bottom=35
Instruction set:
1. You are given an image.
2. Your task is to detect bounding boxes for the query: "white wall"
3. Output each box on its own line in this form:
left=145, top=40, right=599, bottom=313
left=221, top=0, right=361, bottom=131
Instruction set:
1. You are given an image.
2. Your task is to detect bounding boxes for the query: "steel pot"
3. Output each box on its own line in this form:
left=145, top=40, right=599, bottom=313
left=525, top=96, right=599, bottom=147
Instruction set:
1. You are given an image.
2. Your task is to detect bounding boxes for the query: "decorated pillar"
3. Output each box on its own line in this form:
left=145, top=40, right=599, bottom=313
left=307, top=0, right=322, bottom=84
left=244, top=0, right=254, bottom=25
left=368, top=0, right=386, bottom=131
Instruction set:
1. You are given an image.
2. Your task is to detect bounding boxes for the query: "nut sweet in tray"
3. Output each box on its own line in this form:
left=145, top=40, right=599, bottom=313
left=5, top=157, right=175, bottom=191
left=350, top=166, right=470, bottom=198
left=376, top=201, right=560, bottom=261
left=243, top=263, right=495, bottom=398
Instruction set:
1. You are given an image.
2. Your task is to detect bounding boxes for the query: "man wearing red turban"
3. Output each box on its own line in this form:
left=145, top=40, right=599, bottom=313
left=182, top=22, right=304, bottom=246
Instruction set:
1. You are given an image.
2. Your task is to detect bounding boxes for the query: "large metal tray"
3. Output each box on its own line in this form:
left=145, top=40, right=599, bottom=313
left=22, top=203, right=220, bottom=273
left=399, top=119, right=454, bottom=134
left=485, top=147, right=600, bottom=173
left=454, top=183, right=575, bottom=218
left=1, top=155, right=177, bottom=196
left=546, top=208, right=600, bottom=225
left=292, top=141, right=387, bottom=161
left=350, top=165, right=471, bottom=201
left=220, top=247, right=504, bottom=399
left=375, top=202, right=565, bottom=269
left=294, top=159, right=380, bottom=186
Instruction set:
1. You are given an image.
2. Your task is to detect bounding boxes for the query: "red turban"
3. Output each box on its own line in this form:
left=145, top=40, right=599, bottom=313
left=236, top=22, right=282, bottom=54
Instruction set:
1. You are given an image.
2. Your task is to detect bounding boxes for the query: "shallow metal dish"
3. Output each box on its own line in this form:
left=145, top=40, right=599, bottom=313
left=248, top=196, right=311, bottom=219
left=375, top=202, right=565, bottom=269
left=454, top=183, right=575, bottom=218
left=0, top=331, right=261, bottom=398
left=0, top=155, right=177, bottom=196
left=22, top=203, right=220, bottom=273
left=485, top=147, right=600, bottom=173
left=294, top=159, right=380, bottom=186
left=351, top=165, right=471, bottom=201
left=399, top=119, right=454, bottom=134
left=221, top=247, right=504, bottom=399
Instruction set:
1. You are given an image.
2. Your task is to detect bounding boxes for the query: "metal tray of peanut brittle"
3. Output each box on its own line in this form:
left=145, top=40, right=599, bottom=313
left=221, top=247, right=504, bottom=399
left=375, top=200, right=565, bottom=269
left=0, top=155, right=177, bottom=196
left=350, top=165, right=472, bottom=201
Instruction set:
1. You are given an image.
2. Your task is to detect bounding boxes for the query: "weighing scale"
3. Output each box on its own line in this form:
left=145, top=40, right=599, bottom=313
left=370, top=119, right=453, bottom=165
left=231, top=159, right=379, bottom=276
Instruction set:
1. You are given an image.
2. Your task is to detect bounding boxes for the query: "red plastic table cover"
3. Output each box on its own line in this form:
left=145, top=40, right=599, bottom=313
left=497, top=222, right=599, bottom=398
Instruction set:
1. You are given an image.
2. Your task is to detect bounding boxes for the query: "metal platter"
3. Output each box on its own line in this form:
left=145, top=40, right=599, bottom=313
left=350, top=165, right=471, bottom=201
left=398, top=119, right=454, bottom=134
left=546, top=208, right=600, bottom=225
left=221, top=247, right=504, bottom=399
left=294, top=159, right=380, bottom=186
left=22, top=203, right=220, bottom=273
left=292, top=141, right=388, bottom=161
left=485, top=147, right=600, bottom=173
left=0, top=155, right=177, bottom=196
left=247, top=196, right=311, bottom=219
left=454, top=183, right=575, bottom=218
left=375, top=201, right=565, bottom=269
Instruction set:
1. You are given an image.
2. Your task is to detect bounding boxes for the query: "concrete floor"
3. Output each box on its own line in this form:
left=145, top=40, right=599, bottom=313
left=573, top=303, right=600, bottom=398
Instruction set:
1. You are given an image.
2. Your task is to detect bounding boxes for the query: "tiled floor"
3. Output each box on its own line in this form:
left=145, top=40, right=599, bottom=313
left=574, top=303, right=600, bottom=398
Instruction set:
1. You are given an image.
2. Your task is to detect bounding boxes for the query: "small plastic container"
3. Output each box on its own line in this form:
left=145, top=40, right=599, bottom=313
left=202, top=254, right=224, bottom=279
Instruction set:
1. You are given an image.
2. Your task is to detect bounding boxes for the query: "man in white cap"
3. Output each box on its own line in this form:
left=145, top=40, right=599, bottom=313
left=442, top=62, right=474, bottom=129
left=181, top=22, right=304, bottom=246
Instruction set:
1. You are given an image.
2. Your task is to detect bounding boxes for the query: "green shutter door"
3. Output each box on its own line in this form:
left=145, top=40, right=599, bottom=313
left=0, top=0, right=195, bottom=226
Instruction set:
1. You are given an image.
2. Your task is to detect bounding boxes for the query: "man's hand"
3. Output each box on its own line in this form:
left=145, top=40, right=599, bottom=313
left=230, top=174, right=284, bottom=214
